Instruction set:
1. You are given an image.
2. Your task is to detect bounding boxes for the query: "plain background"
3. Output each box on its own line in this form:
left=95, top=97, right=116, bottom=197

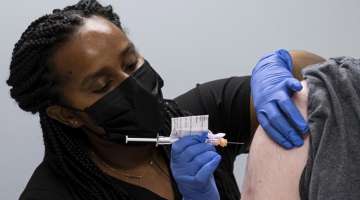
left=1, top=0, right=359, bottom=199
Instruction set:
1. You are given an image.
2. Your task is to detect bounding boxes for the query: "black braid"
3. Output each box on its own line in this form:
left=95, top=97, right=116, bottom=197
left=7, top=0, right=191, bottom=199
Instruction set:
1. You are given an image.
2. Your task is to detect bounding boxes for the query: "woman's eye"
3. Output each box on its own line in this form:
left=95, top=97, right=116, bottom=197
left=93, top=81, right=112, bottom=94
left=124, top=61, right=138, bottom=73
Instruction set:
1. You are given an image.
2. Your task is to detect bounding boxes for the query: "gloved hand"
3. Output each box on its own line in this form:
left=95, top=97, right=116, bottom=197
left=251, top=49, right=309, bottom=149
left=171, top=133, right=221, bottom=200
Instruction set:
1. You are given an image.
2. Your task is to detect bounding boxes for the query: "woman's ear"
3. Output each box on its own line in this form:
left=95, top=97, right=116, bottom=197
left=46, top=105, right=84, bottom=128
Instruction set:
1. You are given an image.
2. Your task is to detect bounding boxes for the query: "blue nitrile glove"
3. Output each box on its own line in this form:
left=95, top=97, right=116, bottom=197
left=171, top=133, right=221, bottom=200
left=251, top=49, right=309, bottom=149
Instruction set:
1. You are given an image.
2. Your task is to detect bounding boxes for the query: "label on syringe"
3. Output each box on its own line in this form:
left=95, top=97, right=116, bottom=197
left=170, top=115, right=209, bottom=139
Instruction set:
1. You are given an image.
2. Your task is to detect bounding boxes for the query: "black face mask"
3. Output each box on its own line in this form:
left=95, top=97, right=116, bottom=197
left=80, top=60, right=165, bottom=143
left=132, top=60, right=164, bottom=99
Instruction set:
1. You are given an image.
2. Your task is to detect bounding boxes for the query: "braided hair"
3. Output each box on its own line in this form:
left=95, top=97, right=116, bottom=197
left=7, top=0, right=189, bottom=199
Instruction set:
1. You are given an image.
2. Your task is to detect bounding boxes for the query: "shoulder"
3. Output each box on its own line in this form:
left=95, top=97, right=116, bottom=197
left=19, top=160, right=72, bottom=200
left=174, top=76, right=250, bottom=113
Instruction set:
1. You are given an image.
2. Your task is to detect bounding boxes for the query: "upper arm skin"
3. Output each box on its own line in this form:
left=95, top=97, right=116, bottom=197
left=242, top=81, right=310, bottom=200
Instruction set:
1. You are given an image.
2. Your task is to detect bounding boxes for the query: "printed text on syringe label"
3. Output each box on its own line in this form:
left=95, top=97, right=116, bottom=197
left=170, top=115, right=209, bottom=138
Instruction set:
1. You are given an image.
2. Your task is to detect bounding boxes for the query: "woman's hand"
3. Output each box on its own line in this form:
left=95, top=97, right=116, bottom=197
left=171, top=133, right=221, bottom=200
left=251, top=49, right=309, bottom=149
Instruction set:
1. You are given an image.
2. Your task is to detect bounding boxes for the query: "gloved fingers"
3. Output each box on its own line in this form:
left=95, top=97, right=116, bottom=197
left=174, top=175, right=194, bottom=184
left=194, top=155, right=221, bottom=184
left=179, top=143, right=215, bottom=163
left=285, top=78, right=303, bottom=92
left=190, top=151, right=220, bottom=172
left=259, top=52, right=275, bottom=63
left=173, top=151, right=219, bottom=178
left=257, top=112, right=294, bottom=149
left=171, top=163, right=198, bottom=178
left=252, top=52, right=276, bottom=73
left=275, top=49, right=293, bottom=70
left=171, top=133, right=207, bottom=159
left=277, top=98, right=309, bottom=135
left=265, top=104, right=304, bottom=147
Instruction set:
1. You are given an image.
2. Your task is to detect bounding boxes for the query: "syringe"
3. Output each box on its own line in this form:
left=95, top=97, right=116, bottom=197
left=125, top=134, right=244, bottom=147
left=125, top=135, right=175, bottom=146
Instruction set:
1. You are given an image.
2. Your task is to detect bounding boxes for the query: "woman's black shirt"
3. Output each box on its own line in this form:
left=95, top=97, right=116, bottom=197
left=19, top=76, right=251, bottom=200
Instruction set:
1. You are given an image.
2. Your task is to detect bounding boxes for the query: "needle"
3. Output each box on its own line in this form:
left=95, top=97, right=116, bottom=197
left=227, top=142, right=245, bottom=145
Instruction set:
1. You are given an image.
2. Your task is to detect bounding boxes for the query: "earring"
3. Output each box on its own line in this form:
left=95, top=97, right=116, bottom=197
left=71, top=121, right=79, bottom=127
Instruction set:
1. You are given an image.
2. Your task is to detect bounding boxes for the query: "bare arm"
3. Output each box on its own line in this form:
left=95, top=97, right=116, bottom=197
left=243, top=81, right=310, bottom=200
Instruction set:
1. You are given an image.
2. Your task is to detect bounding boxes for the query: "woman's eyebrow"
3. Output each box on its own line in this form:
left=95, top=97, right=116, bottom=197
left=80, top=42, right=136, bottom=88
left=120, top=42, right=136, bottom=57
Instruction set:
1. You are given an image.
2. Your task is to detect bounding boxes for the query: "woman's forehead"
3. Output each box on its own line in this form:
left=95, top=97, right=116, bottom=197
left=51, top=16, right=129, bottom=83
left=73, top=15, right=129, bottom=53
left=78, top=15, right=114, bottom=35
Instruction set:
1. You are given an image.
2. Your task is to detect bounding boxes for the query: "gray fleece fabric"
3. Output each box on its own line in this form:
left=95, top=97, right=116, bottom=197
left=300, top=57, right=360, bottom=200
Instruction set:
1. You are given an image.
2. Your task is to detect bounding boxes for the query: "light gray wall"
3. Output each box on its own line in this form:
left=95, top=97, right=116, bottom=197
left=1, top=0, right=359, bottom=199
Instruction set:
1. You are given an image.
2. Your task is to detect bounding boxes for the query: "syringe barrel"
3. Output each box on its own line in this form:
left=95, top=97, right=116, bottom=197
left=125, top=136, right=157, bottom=143
left=125, top=135, right=176, bottom=146
left=156, top=137, right=178, bottom=145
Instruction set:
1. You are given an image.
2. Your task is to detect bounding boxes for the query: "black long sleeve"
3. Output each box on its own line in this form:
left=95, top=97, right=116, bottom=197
left=174, top=76, right=251, bottom=163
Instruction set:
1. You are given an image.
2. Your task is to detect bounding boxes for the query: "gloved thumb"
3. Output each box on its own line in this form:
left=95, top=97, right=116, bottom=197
left=195, top=155, right=221, bottom=184
left=276, top=49, right=293, bottom=71
left=285, top=78, right=302, bottom=92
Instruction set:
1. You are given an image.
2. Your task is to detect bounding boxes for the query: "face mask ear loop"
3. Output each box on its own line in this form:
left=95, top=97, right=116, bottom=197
left=57, top=104, right=90, bottom=132
left=83, top=125, right=107, bottom=139
left=60, top=103, right=86, bottom=113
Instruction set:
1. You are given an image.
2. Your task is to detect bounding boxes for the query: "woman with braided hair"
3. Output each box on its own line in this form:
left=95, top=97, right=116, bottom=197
left=7, top=0, right=325, bottom=199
